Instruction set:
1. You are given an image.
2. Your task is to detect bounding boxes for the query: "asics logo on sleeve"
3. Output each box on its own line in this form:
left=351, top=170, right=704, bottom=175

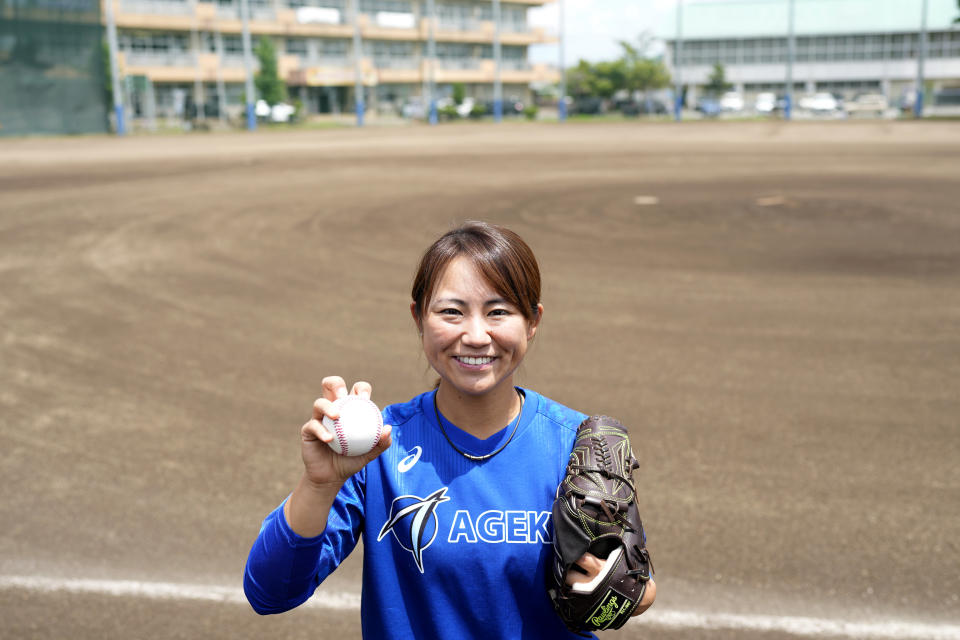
left=397, top=446, right=422, bottom=473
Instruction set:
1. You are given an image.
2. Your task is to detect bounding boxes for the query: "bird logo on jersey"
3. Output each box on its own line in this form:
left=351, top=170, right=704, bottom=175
left=377, top=488, right=450, bottom=573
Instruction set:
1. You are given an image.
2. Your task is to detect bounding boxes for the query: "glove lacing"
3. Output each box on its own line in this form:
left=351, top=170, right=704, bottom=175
left=569, top=436, right=650, bottom=576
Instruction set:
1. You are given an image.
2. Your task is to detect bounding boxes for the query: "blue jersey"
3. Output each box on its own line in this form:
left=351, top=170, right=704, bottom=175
left=245, top=387, right=595, bottom=640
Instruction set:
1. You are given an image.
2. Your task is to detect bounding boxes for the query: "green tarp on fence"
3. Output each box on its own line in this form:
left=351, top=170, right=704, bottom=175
left=0, top=0, right=108, bottom=136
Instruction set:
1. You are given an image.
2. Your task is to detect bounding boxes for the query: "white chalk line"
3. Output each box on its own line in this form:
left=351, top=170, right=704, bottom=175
left=1, top=575, right=958, bottom=640
left=0, top=575, right=360, bottom=610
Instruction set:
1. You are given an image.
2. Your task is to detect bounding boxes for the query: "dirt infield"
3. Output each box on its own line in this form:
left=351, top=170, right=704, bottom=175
left=1, top=121, right=958, bottom=639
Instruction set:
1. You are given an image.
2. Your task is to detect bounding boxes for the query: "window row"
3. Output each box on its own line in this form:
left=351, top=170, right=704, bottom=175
left=117, top=0, right=528, bottom=29
left=118, top=31, right=528, bottom=64
left=676, top=30, right=960, bottom=66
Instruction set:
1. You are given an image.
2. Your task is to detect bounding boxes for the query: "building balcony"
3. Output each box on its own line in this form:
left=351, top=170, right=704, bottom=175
left=116, top=49, right=558, bottom=86
left=109, top=0, right=554, bottom=45
left=372, top=57, right=420, bottom=70
left=123, top=51, right=195, bottom=67
left=431, top=19, right=550, bottom=45
left=120, top=0, right=193, bottom=16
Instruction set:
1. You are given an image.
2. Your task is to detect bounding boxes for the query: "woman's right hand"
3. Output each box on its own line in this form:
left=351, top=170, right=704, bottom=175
left=300, top=376, right=393, bottom=488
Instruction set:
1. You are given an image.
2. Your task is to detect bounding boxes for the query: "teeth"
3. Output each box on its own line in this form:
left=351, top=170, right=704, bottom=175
left=459, top=356, right=493, bottom=365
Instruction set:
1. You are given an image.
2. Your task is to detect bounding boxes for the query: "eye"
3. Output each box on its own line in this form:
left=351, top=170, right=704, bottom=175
left=439, top=308, right=462, bottom=316
left=488, top=308, right=511, bottom=317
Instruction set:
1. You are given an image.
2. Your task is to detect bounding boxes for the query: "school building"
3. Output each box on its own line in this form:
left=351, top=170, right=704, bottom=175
left=658, top=0, right=960, bottom=108
left=108, top=0, right=558, bottom=121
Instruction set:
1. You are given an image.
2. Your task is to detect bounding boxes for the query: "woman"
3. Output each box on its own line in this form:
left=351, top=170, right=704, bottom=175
left=244, top=221, right=655, bottom=638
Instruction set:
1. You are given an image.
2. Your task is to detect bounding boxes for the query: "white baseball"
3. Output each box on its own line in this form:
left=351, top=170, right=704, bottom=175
left=322, top=396, right=384, bottom=457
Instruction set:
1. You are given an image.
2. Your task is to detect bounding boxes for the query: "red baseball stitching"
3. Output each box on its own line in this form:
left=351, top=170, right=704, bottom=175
left=335, top=419, right=349, bottom=456
left=369, top=399, right=383, bottom=451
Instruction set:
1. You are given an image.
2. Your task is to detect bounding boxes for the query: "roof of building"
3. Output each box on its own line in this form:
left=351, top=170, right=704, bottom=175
left=658, top=0, right=959, bottom=40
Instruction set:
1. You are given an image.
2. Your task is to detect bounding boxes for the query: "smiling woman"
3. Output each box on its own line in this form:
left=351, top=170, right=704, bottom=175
left=243, top=220, right=654, bottom=640
left=411, top=224, right=542, bottom=438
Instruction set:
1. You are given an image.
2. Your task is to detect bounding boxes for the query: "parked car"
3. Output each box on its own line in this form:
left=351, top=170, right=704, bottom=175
left=754, top=92, right=778, bottom=114
left=696, top=96, right=721, bottom=117
left=844, top=93, right=889, bottom=117
left=477, top=99, right=524, bottom=117
left=619, top=99, right=668, bottom=116
left=571, top=96, right=605, bottom=115
left=255, top=99, right=296, bottom=123
left=719, top=91, right=745, bottom=112
left=798, top=92, right=839, bottom=114
left=402, top=98, right=426, bottom=119
left=456, top=97, right=475, bottom=118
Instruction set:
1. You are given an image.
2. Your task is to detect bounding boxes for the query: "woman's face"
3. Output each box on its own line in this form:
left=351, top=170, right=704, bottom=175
left=415, top=256, right=541, bottom=399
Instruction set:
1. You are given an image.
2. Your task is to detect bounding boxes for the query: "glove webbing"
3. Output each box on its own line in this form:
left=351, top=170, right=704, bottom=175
left=568, top=436, right=640, bottom=523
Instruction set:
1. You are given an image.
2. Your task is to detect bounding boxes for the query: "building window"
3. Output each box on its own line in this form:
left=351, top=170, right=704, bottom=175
left=359, top=0, right=412, bottom=14
left=119, top=31, right=191, bottom=65
left=435, top=1, right=481, bottom=30
left=500, top=5, right=527, bottom=32
left=287, top=0, right=345, bottom=8
left=222, top=34, right=243, bottom=55
left=320, top=39, right=349, bottom=58
left=435, top=41, right=479, bottom=68
left=286, top=38, right=308, bottom=56
left=366, top=40, right=416, bottom=68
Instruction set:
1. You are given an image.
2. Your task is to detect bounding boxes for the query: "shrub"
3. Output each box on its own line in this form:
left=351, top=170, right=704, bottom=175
left=438, top=104, right=459, bottom=120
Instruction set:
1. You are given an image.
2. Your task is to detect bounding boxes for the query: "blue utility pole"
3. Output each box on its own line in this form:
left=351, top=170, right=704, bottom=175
left=784, top=0, right=795, bottom=120
left=493, top=0, right=503, bottom=122
left=673, top=0, right=683, bottom=121
left=557, top=0, right=566, bottom=122
left=104, top=0, right=125, bottom=134
left=915, top=0, right=929, bottom=118
left=427, top=0, right=437, bottom=124
left=240, top=0, right=256, bottom=131
left=352, top=0, right=365, bottom=126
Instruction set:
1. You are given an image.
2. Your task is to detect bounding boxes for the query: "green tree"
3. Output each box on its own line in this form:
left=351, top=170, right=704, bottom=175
left=705, top=62, right=731, bottom=96
left=100, top=40, right=113, bottom=107
left=565, top=32, right=670, bottom=113
left=566, top=60, right=599, bottom=98
left=567, top=59, right=626, bottom=100
left=618, top=38, right=670, bottom=101
left=592, top=59, right=627, bottom=99
left=452, top=82, right=466, bottom=106
left=254, top=37, right=286, bottom=106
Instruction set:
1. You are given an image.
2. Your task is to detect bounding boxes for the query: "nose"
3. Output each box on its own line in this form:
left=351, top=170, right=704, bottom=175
left=461, top=313, right=492, bottom=347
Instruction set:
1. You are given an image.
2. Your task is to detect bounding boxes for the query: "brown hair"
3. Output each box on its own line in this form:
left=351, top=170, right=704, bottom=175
left=411, top=221, right=541, bottom=326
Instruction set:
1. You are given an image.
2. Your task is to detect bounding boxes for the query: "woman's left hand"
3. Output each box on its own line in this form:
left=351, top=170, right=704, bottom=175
left=565, top=552, right=657, bottom=616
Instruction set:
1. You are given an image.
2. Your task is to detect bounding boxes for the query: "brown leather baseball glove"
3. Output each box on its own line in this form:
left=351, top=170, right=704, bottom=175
left=547, top=416, right=653, bottom=633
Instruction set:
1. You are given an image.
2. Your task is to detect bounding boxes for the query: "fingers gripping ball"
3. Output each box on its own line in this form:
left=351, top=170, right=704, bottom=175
left=322, top=396, right=384, bottom=457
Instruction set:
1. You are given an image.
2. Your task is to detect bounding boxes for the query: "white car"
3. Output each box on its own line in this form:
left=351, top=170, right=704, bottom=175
left=719, top=91, right=744, bottom=112
left=456, top=97, right=475, bottom=118
left=754, top=92, right=778, bottom=114
left=798, top=92, right=839, bottom=113
left=844, top=93, right=888, bottom=117
left=402, top=98, right=425, bottom=119
left=255, top=99, right=296, bottom=123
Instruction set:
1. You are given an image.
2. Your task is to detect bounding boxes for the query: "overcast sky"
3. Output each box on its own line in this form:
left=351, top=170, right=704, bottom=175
left=528, top=0, right=680, bottom=65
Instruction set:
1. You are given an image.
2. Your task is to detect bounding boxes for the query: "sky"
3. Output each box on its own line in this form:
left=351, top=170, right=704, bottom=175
left=527, top=0, right=681, bottom=65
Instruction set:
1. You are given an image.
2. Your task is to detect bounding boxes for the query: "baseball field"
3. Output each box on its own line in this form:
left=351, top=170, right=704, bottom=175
left=1, top=120, right=958, bottom=639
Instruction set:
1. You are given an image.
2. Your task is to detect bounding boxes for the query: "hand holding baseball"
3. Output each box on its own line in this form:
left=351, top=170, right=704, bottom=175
left=300, top=376, right=393, bottom=487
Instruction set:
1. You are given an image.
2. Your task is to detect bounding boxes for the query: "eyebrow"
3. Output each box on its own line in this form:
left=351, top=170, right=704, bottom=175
left=433, top=297, right=508, bottom=306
